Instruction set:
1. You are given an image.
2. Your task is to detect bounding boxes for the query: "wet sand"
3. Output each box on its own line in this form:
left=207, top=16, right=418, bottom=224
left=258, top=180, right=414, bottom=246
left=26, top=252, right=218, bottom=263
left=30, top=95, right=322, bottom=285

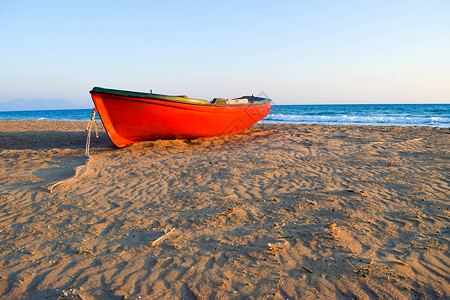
left=0, top=120, right=448, bottom=299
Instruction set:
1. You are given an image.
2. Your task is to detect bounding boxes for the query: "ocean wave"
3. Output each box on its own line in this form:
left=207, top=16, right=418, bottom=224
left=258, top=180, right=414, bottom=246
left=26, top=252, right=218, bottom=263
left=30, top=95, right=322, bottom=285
left=1, top=106, right=449, bottom=127
left=263, top=113, right=450, bottom=127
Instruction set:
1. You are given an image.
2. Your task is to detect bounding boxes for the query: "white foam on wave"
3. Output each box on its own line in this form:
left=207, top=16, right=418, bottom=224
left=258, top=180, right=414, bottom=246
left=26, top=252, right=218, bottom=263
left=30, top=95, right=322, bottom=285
left=263, top=113, right=450, bottom=127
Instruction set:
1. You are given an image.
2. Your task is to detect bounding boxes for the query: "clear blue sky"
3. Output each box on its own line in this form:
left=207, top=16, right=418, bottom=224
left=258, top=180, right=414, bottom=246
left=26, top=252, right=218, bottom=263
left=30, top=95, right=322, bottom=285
left=1, top=0, right=449, bottom=106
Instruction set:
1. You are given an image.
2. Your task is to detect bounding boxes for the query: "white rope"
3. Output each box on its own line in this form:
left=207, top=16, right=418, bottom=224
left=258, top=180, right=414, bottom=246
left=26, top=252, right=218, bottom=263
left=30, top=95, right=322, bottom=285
left=85, top=108, right=99, bottom=158
left=40, top=109, right=98, bottom=193
left=44, top=161, right=90, bottom=193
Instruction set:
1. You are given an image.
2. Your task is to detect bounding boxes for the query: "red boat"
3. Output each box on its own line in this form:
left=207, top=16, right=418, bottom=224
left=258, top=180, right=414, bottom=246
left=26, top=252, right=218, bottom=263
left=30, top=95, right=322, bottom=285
left=89, top=87, right=272, bottom=148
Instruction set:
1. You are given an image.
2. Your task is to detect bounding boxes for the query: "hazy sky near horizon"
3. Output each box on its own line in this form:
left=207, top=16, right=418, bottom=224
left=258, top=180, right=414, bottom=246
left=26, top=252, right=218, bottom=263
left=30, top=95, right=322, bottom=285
left=1, top=0, right=449, bottom=106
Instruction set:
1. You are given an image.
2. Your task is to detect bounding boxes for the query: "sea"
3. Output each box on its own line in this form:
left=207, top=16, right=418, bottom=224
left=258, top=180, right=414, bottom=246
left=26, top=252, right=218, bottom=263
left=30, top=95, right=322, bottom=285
left=0, top=104, right=449, bottom=128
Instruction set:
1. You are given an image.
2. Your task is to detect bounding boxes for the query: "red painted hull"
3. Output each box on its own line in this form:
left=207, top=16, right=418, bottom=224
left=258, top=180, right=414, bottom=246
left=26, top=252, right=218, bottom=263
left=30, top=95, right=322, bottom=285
left=90, top=88, right=271, bottom=148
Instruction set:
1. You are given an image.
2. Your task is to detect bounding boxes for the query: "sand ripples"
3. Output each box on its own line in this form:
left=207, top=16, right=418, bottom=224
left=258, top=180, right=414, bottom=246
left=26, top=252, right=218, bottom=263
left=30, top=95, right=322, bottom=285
left=0, top=122, right=448, bottom=299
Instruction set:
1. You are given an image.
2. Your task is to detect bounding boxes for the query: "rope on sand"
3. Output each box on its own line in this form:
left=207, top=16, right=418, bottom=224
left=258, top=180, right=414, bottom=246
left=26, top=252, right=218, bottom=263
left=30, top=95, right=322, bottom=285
left=42, top=108, right=98, bottom=193
left=44, top=159, right=91, bottom=193
left=85, top=108, right=99, bottom=158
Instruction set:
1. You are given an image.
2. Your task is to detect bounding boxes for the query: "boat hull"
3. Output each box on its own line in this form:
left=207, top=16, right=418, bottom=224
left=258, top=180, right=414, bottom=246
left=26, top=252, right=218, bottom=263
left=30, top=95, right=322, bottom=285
left=90, top=88, right=271, bottom=147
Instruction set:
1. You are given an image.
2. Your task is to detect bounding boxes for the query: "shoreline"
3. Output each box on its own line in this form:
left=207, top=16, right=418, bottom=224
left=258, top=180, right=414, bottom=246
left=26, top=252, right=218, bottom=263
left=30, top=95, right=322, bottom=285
left=0, top=121, right=449, bottom=299
left=1, top=119, right=449, bottom=129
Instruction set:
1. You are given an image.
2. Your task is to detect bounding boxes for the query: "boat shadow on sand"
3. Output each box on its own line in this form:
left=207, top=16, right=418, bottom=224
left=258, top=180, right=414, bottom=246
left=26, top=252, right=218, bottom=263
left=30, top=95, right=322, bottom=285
left=0, top=125, right=278, bottom=152
left=0, top=126, right=279, bottom=193
left=0, top=130, right=113, bottom=192
left=0, top=130, right=113, bottom=151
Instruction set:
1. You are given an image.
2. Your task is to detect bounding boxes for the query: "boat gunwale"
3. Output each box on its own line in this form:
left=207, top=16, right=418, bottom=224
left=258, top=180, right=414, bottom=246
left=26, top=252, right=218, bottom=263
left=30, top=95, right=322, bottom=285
left=90, top=87, right=271, bottom=107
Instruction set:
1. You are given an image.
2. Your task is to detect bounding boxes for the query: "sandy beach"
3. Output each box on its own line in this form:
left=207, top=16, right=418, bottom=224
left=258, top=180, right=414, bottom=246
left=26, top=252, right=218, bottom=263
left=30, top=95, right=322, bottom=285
left=0, top=120, right=448, bottom=299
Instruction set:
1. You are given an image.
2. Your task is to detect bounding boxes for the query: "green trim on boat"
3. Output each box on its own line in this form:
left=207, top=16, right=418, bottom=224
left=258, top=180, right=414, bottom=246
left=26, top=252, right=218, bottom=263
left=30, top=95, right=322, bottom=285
left=90, top=87, right=271, bottom=106
left=90, top=87, right=212, bottom=105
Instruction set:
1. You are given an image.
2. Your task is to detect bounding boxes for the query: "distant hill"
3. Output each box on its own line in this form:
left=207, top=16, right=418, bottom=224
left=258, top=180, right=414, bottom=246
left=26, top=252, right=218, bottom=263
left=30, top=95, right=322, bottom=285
left=0, top=99, right=82, bottom=111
